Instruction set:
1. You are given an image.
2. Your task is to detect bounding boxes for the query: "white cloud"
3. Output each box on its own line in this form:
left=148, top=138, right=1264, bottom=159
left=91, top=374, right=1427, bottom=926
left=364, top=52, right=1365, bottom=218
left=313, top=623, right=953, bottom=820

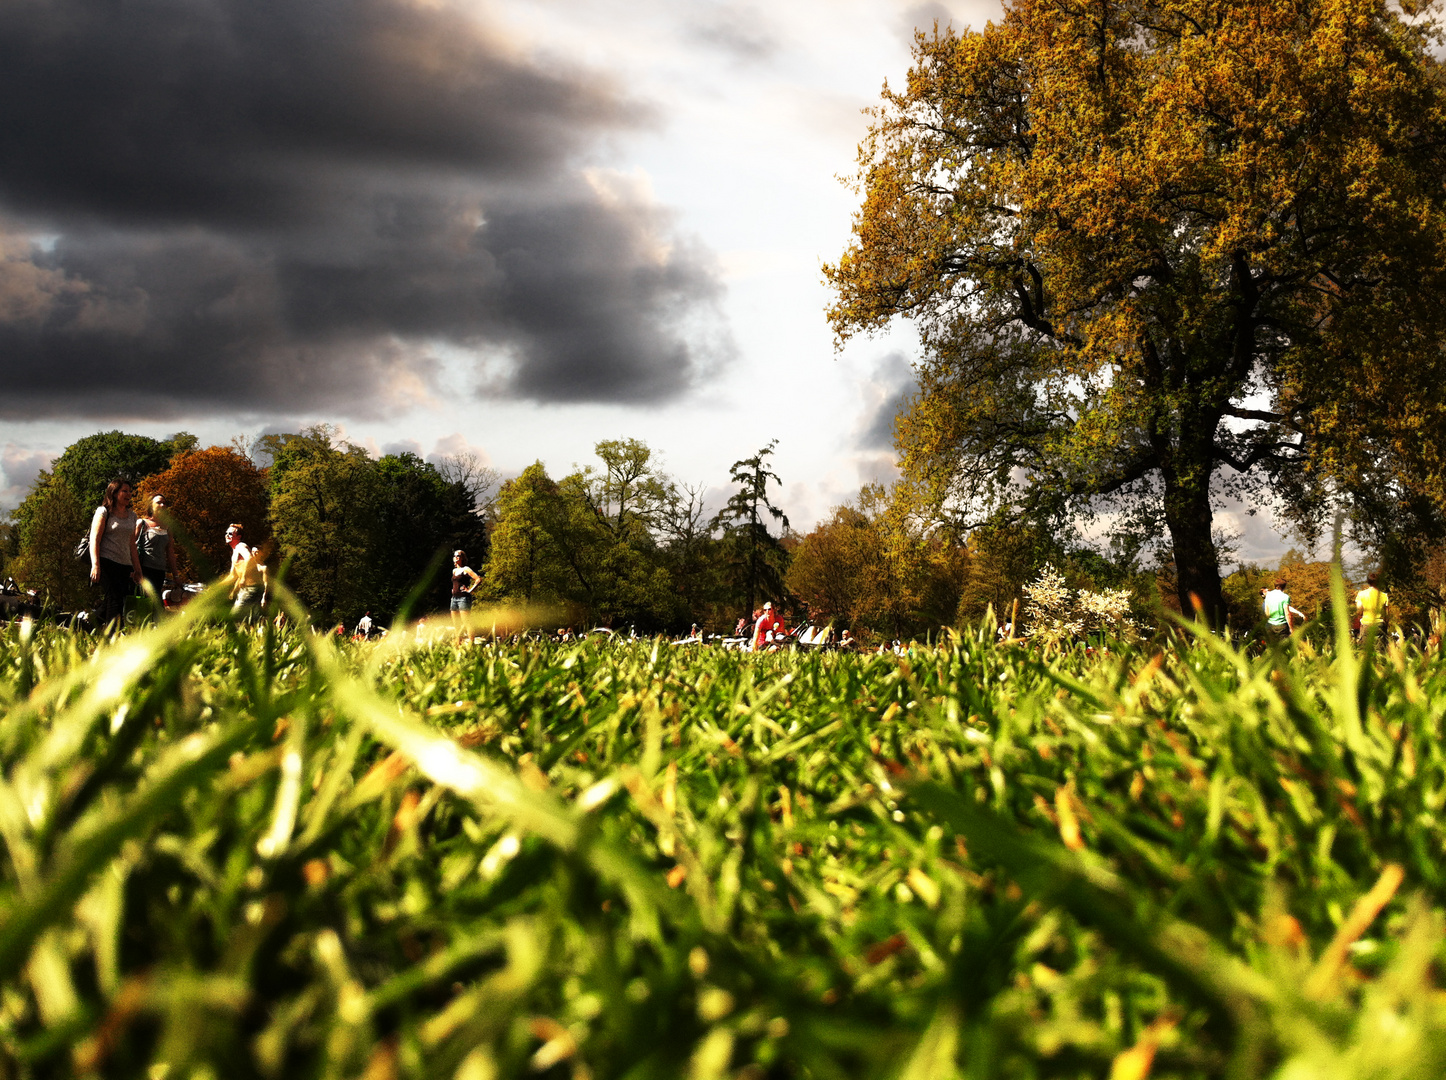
left=427, top=433, right=493, bottom=468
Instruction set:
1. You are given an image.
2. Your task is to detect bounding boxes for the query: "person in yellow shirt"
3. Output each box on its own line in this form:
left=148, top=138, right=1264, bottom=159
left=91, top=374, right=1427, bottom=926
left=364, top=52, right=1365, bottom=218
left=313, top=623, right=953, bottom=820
left=1355, top=571, right=1389, bottom=640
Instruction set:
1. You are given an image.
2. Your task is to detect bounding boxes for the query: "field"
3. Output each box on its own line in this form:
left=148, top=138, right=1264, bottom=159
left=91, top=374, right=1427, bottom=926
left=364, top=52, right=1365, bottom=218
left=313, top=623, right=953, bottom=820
left=3, top=584, right=1446, bottom=1079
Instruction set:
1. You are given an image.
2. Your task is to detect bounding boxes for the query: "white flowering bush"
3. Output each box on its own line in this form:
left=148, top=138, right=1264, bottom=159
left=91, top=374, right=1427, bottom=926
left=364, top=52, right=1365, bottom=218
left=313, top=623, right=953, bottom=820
left=1024, top=564, right=1138, bottom=644
left=1022, top=564, right=1084, bottom=643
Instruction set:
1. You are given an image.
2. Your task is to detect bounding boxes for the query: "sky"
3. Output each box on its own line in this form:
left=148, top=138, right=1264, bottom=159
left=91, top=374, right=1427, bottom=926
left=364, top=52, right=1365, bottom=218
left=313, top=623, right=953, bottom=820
left=0, top=0, right=1303, bottom=566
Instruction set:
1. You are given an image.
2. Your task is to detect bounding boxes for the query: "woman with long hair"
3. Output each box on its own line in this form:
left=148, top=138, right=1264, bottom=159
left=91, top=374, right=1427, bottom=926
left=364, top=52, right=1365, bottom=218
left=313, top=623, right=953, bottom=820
left=135, top=493, right=181, bottom=607
left=89, top=478, right=143, bottom=627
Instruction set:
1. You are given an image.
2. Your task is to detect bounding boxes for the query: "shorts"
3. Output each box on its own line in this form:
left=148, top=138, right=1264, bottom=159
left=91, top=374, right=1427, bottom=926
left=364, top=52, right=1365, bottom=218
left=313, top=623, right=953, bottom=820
left=233, top=586, right=264, bottom=618
left=1268, top=622, right=1289, bottom=637
left=450, top=595, right=472, bottom=612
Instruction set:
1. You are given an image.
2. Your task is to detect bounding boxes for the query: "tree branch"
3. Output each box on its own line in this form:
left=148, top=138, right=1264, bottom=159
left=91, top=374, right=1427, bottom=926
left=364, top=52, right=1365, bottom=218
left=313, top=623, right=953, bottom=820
left=1214, top=439, right=1302, bottom=473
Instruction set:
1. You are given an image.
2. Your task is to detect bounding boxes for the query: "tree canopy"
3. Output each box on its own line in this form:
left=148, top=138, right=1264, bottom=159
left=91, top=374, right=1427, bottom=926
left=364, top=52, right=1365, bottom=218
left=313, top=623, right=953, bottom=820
left=11, top=431, right=195, bottom=550
left=136, top=445, right=269, bottom=579
left=483, top=444, right=685, bottom=629
left=826, top=0, right=1446, bottom=620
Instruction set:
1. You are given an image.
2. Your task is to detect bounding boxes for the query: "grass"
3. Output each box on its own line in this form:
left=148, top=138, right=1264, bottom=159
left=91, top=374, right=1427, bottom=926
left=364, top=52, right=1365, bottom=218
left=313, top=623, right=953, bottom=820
left=2, top=580, right=1446, bottom=1078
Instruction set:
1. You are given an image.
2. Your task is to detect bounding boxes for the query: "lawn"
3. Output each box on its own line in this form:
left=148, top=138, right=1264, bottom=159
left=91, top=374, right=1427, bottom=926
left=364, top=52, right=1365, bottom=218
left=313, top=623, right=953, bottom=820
left=2, top=582, right=1445, bottom=1079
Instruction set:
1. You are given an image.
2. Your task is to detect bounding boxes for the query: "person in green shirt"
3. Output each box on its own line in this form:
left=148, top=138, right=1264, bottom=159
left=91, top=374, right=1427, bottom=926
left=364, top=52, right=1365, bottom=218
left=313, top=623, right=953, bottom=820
left=1262, top=579, right=1303, bottom=637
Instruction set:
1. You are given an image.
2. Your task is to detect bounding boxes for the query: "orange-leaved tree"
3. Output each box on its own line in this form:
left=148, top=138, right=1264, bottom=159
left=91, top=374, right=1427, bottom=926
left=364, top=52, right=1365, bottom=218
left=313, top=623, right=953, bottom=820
left=826, top=0, right=1446, bottom=622
left=136, top=445, right=269, bottom=581
left=787, top=484, right=969, bottom=639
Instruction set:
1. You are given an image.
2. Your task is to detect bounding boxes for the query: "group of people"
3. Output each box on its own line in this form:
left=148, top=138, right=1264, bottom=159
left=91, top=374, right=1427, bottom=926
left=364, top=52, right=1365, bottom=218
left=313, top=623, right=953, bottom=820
left=1260, top=572, right=1390, bottom=640
left=733, top=602, right=857, bottom=652
left=87, top=477, right=267, bottom=626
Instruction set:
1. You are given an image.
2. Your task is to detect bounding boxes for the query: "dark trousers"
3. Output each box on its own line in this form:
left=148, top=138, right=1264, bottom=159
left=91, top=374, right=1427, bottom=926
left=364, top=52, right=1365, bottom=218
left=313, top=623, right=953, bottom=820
left=98, top=558, right=136, bottom=627
left=141, top=566, right=165, bottom=601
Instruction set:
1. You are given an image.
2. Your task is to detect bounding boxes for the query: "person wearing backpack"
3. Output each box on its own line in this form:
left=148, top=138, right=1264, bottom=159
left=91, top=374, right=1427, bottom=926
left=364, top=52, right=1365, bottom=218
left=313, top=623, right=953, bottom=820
left=89, top=478, right=143, bottom=627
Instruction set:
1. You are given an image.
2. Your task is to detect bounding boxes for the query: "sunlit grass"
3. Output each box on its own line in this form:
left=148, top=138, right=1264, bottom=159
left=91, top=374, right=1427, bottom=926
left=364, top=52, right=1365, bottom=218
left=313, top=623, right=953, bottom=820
left=2, top=584, right=1445, bottom=1078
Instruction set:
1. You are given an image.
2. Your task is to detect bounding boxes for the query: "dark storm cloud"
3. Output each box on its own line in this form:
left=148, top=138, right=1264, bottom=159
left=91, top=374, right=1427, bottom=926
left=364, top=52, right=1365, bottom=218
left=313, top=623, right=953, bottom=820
left=0, top=0, right=730, bottom=418
left=0, top=0, right=636, bottom=227
left=856, top=351, right=916, bottom=451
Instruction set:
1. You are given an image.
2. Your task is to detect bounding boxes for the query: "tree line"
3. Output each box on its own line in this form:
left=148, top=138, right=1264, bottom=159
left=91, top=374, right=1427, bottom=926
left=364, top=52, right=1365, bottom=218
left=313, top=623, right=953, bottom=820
left=0, top=428, right=1064, bottom=637
left=0, top=430, right=813, bottom=633
left=7, top=426, right=1440, bottom=639
left=0, top=428, right=487, bottom=628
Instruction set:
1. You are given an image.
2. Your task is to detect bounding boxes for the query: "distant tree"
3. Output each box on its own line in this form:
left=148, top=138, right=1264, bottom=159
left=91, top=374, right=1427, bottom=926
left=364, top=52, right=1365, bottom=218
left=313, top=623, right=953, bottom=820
left=659, top=480, right=726, bottom=629
left=870, top=489, right=971, bottom=638
left=371, top=452, right=488, bottom=617
left=264, top=428, right=380, bottom=625
left=0, top=520, right=17, bottom=582
left=1222, top=550, right=1347, bottom=635
left=787, top=484, right=968, bottom=640
left=1221, top=563, right=1271, bottom=632
left=6, top=475, right=88, bottom=612
left=1276, top=550, right=1338, bottom=627
left=956, top=517, right=1056, bottom=629
left=484, top=462, right=573, bottom=608
left=583, top=439, right=672, bottom=538
left=434, top=452, right=501, bottom=522
left=716, top=441, right=790, bottom=621
left=576, top=439, right=678, bottom=626
left=39, top=430, right=195, bottom=516
left=135, top=445, right=269, bottom=580
left=786, top=503, right=878, bottom=631
left=483, top=444, right=681, bottom=629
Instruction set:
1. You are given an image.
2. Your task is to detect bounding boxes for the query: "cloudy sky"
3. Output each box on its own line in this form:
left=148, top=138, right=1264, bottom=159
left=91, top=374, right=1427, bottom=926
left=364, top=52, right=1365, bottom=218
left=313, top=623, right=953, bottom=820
left=0, top=0, right=1298, bottom=563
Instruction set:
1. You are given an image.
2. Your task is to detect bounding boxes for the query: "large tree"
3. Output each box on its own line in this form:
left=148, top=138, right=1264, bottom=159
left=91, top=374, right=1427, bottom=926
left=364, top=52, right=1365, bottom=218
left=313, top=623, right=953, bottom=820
left=827, top=0, right=1446, bottom=620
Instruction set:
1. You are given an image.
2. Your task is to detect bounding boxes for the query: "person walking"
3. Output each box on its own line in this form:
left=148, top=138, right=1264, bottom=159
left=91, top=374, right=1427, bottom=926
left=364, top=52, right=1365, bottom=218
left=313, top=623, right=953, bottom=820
left=225, top=523, right=267, bottom=619
left=1356, top=571, right=1390, bottom=642
left=1262, top=578, right=1304, bottom=639
left=135, top=494, right=181, bottom=607
left=89, top=478, right=143, bottom=627
left=450, top=550, right=481, bottom=639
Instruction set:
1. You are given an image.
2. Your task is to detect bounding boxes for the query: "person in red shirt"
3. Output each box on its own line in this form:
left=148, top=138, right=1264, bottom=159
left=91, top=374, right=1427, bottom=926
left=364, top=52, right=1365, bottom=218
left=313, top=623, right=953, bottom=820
left=753, top=601, right=783, bottom=651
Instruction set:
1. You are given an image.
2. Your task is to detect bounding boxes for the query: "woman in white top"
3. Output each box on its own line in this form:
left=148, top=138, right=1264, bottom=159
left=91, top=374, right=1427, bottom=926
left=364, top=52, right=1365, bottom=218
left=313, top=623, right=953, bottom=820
left=134, top=493, right=181, bottom=606
left=89, top=478, right=143, bottom=627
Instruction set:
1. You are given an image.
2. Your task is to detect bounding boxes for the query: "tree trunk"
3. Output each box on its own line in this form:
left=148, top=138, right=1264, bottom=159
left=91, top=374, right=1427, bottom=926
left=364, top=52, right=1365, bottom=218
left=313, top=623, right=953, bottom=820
left=1161, top=462, right=1224, bottom=626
